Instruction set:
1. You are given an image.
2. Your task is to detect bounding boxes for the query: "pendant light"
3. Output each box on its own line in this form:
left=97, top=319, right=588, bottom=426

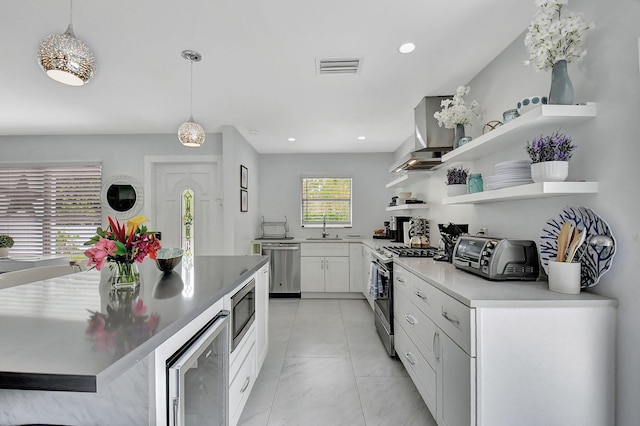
left=178, top=50, right=205, bottom=147
left=38, top=0, right=96, bottom=86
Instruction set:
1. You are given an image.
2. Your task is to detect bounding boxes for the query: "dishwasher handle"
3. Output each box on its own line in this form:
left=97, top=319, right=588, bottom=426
left=262, top=245, right=300, bottom=251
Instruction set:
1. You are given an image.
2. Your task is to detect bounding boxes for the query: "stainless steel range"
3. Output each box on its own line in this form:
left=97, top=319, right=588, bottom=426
left=370, top=246, right=438, bottom=357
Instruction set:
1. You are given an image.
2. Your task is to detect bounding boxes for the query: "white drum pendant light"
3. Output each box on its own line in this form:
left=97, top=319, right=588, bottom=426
left=38, top=0, right=96, bottom=86
left=178, top=50, right=205, bottom=147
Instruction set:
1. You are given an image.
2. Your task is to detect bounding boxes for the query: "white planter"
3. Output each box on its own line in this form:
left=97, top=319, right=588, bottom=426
left=447, top=184, right=467, bottom=197
left=531, top=161, right=568, bottom=183
left=0, top=247, right=9, bottom=257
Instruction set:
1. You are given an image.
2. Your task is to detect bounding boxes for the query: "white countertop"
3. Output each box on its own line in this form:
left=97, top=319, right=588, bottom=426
left=395, top=257, right=617, bottom=308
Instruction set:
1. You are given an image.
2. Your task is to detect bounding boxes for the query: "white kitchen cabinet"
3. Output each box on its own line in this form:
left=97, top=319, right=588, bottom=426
left=361, top=244, right=374, bottom=308
left=301, top=243, right=350, bottom=293
left=394, top=264, right=472, bottom=426
left=393, top=260, right=615, bottom=426
left=301, top=256, right=349, bottom=292
left=300, top=257, right=326, bottom=292
left=349, top=243, right=363, bottom=293
left=255, top=263, right=269, bottom=370
left=437, top=331, right=473, bottom=426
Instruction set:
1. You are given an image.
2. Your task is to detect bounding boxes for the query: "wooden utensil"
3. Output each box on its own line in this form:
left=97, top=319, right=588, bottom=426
left=556, top=222, right=572, bottom=262
left=566, top=229, right=586, bottom=263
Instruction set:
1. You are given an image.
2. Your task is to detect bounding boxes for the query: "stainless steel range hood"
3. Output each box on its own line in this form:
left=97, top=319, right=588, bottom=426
left=389, top=96, right=455, bottom=172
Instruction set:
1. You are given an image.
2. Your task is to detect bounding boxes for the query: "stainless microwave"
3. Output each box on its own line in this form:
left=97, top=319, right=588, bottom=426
left=452, top=236, right=539, bottom=281
left=230, top=278, right=256, bottom=351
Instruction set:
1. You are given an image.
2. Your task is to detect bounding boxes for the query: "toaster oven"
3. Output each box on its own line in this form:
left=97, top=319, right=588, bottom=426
left=452, top=236, right=539, bottom=280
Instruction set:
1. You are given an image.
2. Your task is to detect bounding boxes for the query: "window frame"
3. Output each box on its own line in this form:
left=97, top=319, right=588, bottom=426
left=300, top=176, right=353, bottom=228
left=0, top=162, right=102, bottom=258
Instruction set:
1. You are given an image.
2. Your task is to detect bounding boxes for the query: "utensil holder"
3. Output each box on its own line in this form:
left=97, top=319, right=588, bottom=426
left=548, top=261, right=581, bottom=294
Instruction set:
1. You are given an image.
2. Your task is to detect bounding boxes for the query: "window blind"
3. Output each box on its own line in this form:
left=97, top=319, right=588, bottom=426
left=301, top=177, right=352, bottom=227
left=0, top=164, right=102, bottom=258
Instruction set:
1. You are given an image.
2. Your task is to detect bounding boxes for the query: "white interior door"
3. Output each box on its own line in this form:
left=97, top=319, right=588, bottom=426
left=152, top=161, right=222, bottom=255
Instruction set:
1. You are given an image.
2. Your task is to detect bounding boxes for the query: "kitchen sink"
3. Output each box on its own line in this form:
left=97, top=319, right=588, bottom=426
left=305, top=237, right=343, bottom=240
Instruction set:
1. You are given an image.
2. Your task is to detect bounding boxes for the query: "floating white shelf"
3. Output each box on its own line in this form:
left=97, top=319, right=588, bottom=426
left=386, top=172, right=432, bottom=189
left=442, top=181, right=599, bottom=205
left=441, top=103, right=597, bottom=163
left=386, top=204, right=431, bottom=212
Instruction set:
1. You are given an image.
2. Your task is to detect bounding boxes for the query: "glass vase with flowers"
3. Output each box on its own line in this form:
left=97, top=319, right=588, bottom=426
left=84, top=216, right=161, bottom=289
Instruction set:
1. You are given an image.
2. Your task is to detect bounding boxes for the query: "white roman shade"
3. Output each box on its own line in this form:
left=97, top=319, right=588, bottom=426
left=301, top=177, right=352, bottom=227
left=0, top=164, right=102, bottom=257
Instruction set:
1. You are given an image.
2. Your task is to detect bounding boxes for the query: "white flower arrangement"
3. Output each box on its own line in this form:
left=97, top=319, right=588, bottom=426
left=524, top=0, right=594, bottom=71
left=433, top=86, right=480, bottom=128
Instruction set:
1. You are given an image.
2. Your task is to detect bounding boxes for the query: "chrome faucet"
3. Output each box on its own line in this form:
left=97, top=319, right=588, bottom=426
left=322, top=215, right=329, bottom=238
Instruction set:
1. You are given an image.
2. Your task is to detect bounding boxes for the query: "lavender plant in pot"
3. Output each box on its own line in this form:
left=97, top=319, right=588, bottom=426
left=0, top=234, right=14, bottom=258
left=525, top=131, right=576, bottom=182
left=445, top=166, right=469, bottom=197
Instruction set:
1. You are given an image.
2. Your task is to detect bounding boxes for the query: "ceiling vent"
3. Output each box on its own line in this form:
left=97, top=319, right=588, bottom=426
left=316, top=58, right=362, bottom=75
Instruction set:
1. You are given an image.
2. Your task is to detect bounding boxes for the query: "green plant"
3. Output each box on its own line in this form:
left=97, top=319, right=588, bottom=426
left=0, top=235, right=14, bottom=248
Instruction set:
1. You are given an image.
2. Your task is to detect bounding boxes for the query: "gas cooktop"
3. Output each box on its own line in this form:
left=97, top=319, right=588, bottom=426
left=383, top=246, right=439, bottom=258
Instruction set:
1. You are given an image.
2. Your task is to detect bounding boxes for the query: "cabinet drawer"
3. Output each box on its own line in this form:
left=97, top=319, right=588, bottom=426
left=301, top=243, right=349, bottom=257
left=230, top=326, right=256, bottom=382
left=394, top=286, right=438, bottom=367
left=230, top=342, right=257, bottom=423
left=432, top=290, right=475, bottom=356
left=395, top=325, right=437, bottom=416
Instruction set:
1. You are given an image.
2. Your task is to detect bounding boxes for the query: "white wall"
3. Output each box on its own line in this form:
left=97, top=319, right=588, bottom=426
left=222, top=126, right=261, bottom=254
left=397, top=1, right=640, bottom=423
left=258, top=153, right=394, bottom=239
left=0, top=132, right=223, bottom=227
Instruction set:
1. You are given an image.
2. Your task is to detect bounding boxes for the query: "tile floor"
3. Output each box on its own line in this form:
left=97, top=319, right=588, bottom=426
left=238, top=298, right=437, bottom=426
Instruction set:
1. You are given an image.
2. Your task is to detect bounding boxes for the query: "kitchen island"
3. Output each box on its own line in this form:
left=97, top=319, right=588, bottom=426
left=0, top=255, right=268, bottom=425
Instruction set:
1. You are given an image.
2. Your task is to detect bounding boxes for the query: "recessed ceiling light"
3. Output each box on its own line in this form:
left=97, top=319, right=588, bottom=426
left=288, top=137, right=296, bottom=142
left=358, top=136, right=366, bottom=140
left=249, top=129, right=259, bottom=135
left=398, top=43, right=416, bottom=54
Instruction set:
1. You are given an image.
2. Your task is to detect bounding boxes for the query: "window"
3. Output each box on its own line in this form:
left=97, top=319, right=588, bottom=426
left=301, top=177, right=352, bottom=227
left=0, top=164, right=102, bottom=258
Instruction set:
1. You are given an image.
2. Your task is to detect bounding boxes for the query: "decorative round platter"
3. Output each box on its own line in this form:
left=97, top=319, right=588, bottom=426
left=540, top=206, right=616, bottom=288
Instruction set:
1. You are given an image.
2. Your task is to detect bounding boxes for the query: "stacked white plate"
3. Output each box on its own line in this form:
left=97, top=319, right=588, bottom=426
left=484, top=160, right=533, bottom=190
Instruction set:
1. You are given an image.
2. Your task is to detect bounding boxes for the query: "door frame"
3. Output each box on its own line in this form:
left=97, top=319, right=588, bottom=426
left=143, top=155, right=223, bottom=235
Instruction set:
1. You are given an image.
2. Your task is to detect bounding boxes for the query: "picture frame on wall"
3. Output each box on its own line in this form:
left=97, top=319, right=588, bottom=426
left=240, top=189, right=248, bottom=212
left=240, top=165, right=248, bottom=189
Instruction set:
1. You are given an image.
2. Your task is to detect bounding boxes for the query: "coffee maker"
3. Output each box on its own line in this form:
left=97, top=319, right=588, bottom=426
left=390, top=216, right=411, bottom=243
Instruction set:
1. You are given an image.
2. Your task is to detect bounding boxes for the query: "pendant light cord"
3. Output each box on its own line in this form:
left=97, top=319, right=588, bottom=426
left=189, top=59, right=194, bottom=120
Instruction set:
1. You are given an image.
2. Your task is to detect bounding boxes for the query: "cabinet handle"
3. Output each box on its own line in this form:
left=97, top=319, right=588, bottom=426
left=321, top=259, right=324, bottom=269
left=325, top=258, right=329, bottom=269
left=441, top=308, right=460, bottom=325
left=240, top=376, right=251, bottom=393
left=404, top=314, right=417, bottom=325
left=404, top=352, right=416, bottom=365
left=397, top=277, right=405, bottom=283
left=414, top=290, right=427, bottom=301
left=434, top=332, right=441, bottom=361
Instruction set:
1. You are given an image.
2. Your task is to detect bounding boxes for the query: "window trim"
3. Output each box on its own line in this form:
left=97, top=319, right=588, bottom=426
left=300, top=176, right=353, bottom=228
left=0, top=162, right=102, bottom=258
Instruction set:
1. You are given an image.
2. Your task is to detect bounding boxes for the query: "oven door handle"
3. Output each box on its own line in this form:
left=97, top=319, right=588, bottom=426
left=373, top=261, right=391, bottom=279
left=372, top=260, right=391, bottom=279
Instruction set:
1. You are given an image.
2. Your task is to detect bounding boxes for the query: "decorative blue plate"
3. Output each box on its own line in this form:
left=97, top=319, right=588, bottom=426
left=540, top=206, right=616, bottom=288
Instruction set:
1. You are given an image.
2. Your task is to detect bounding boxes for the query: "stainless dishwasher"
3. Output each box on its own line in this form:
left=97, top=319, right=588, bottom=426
left=261, top=242, right=301, bottom=297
